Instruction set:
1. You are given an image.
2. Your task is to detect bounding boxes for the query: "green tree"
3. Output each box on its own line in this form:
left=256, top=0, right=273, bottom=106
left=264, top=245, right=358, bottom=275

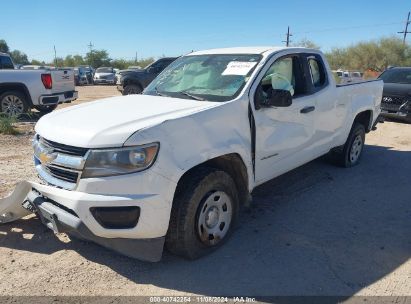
left=31, top=59, right=45, bottom=65
left=85, top=49, right=111, bottom=68
left=64, top=55, right=76, bottom=67
left=110, top=58, right=130, bottom=70
left=326, top=36, right=411, bottom=72
left=54, top=57, right=64, bottom=67
left=10, top=50, right=29, bottom=64
left=291, top=39, right=320, bottom=49
left=0, top=39, right=9, bottom=53
left=73, top=55, right=85, bottom=66
left=137, top=57, right=155, bottom=68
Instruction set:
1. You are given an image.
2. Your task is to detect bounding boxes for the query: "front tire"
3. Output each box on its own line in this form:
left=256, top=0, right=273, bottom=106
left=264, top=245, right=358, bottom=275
left=0, top=91, right=29, bottom=116
left=122, top=84, right=142, bottom=95
left=166, top=167, right=239, bottom=259
left=334, top=123, right=366, bottom=167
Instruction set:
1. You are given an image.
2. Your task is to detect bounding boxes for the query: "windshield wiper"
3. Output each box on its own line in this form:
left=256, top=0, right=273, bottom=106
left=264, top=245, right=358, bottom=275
left=179, top=91, right=205, bottom=101
left=154, top=86, right=170, bottom=97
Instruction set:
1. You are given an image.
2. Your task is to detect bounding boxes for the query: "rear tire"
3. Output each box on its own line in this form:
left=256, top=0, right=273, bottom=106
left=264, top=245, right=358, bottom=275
left=34, top=104, right=58, bottom=114
left=166, top=167, right=239, bottom=259
left=0, top=91, right=29, bottom=116
left=333, top=123, right=366, bottom=167
left=122, top=84, right=142, bottom=95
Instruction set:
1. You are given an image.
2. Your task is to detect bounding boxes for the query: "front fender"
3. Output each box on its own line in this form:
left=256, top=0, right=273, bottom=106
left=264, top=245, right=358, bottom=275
left=124, top=97, right=254, bottom=189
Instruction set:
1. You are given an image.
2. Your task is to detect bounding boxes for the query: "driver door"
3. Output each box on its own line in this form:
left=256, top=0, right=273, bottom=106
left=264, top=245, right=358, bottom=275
left=252, top=54, right=316, bottom=184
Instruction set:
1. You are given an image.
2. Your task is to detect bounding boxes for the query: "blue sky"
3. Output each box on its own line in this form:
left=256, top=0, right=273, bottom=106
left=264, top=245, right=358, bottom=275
left=1, top=0, right=410, bottom=62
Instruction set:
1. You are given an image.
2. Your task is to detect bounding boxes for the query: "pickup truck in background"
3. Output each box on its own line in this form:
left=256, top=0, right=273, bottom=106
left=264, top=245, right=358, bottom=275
left=116, top=57, right=177, bottom=95
left=378, top=67, right=411, bottom=122
left=0, top=47, right=382, bottom=262
left=0, top=52, right=77, bottom=115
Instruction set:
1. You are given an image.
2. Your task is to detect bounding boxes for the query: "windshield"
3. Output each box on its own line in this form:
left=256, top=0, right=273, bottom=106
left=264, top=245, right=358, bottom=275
left=144, top=54, right=262, bottom=102
left=379, top=69, right=411, bottom=84
left=96, top=67, right=112, bottom=73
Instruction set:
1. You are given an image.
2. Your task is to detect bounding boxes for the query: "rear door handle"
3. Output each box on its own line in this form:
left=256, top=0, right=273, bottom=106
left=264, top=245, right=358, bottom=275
left=300, top=106, right=315, bottom=114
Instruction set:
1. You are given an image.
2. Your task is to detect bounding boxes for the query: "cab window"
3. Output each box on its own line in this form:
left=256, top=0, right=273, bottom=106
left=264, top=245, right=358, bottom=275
left=307, top=55, right=327, bottom=89
left=255, top=55, right=307, bottom=107
left=0, top=56, right=14, bottom=69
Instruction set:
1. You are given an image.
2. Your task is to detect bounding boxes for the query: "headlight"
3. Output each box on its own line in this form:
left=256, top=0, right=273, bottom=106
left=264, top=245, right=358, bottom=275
left=82, top=143, right=159, bottom=178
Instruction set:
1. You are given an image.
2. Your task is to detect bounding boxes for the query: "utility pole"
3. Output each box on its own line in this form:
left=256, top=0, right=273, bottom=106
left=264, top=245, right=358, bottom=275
left=87, top=42, right=94, bottom=67
left=135, top=51, right=138, bottom=64
left=398, top=12, right=411, bottom=44
left=53, top=45, right=57, bottom=67
left=282, top=26, right=292, bottom=47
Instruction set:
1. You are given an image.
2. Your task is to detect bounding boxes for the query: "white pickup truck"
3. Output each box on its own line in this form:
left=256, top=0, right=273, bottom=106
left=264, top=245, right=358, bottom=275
left=0, top=53, right=77, bottom=115
left=0, top=47, right=382, bottom=262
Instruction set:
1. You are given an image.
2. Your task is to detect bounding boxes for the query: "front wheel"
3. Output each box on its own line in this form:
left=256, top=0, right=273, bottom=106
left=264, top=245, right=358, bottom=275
left=166, top=167, right=239, bottom=259
left=334, top=123, right=366, bottom=167
left=122, top=84, right=142, bottom=95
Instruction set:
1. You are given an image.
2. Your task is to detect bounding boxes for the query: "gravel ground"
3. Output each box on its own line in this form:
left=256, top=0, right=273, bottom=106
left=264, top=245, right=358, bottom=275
left=0, top=85, right=410, bottom=297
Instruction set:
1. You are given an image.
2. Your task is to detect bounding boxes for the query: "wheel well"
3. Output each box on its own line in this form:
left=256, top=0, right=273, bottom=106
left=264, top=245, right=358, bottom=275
left=354, top=110, right=372, bottom=132
left=0, top=83, right=33, bottom=106
left=123, top=78, right=142, bottom=89
left=175, top=153, right=250, bottom=207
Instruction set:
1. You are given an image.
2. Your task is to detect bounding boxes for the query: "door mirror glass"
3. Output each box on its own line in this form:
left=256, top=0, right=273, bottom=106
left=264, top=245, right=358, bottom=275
left=263, top=88, right=292, bottom=107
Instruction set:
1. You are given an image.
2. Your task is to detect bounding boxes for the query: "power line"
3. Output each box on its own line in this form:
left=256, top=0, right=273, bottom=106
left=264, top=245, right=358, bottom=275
left=398, top=12, right=411, bottom=44
left=293, top=21, right=404, bottom=35
left=282, top=26, right=292, bottom=47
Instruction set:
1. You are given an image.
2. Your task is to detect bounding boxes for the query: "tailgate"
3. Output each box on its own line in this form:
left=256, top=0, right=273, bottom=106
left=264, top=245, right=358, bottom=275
left=51, top=69, right=75, bottom=93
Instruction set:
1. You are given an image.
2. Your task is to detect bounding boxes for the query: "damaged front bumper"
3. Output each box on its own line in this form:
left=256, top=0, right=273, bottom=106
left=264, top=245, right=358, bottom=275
left=0, top=179, right=174, bottom=262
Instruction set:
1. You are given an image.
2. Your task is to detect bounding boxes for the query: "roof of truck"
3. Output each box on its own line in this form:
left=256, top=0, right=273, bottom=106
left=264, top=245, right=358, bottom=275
left=189, top=46, right=313, bottom=56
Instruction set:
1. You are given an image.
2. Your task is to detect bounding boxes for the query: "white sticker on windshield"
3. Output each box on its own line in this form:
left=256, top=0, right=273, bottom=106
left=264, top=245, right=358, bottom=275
left=222, top=61, right=257, bottom=76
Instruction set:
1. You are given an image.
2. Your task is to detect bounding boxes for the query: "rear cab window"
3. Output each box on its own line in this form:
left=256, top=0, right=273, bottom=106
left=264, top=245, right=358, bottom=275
left=0, top=55, right=15, bottom=69
left=307, top=55, right=327, bottom=90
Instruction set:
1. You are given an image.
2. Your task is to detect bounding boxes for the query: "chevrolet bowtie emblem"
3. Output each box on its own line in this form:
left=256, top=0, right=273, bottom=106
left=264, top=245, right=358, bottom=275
left=33, top=140, right=57, bottom=164
left=39, top=151, right=57, bottom=164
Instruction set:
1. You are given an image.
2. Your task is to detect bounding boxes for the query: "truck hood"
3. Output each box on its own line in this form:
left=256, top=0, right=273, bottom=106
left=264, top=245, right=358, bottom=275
left=35, top=95, right=217, bottom=148
left=382, top=83, right=411, bottom=97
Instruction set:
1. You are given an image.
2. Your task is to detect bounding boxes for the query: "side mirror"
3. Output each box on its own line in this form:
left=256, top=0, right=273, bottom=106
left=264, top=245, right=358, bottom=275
left=262, top=89, right=292, bottom=108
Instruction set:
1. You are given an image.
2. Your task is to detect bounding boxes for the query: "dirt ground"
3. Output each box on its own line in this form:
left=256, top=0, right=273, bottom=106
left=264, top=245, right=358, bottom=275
left=0, top=85, right=410, bottom=297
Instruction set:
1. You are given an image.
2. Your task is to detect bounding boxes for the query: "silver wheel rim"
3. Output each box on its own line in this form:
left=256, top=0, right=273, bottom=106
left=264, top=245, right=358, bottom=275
left=349, top=134, right=363, bottom=163
left=197, top=191, right=232, bottom=246
left=1, top=95, right=24, bottom=116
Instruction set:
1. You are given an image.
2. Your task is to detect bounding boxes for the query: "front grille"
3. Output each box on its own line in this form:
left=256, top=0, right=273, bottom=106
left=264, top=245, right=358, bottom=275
left=381, top=96, right=408, bottom=106
left=381, top=95, right=411, bottom=113
left=44, top=165, right=79, bottom=184
left=40, top=137, right=88, bottom=157
left=34, top=135, right=87, bottom=189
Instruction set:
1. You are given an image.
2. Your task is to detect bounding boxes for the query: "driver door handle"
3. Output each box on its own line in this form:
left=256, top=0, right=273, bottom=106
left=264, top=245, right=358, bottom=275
left=300, top=106, right=315, bottom=114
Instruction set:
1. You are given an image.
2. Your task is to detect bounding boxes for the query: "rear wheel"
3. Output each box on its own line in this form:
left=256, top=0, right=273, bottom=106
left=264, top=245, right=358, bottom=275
left=0, top=91, right=29, bottom=116
left=333, top=123, right=366, bottom=167
left=123, top=84, right=142, bottom=95
left=34, top=104, right=58, bottom=114
left=166, top=167, right=239, bottom=259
